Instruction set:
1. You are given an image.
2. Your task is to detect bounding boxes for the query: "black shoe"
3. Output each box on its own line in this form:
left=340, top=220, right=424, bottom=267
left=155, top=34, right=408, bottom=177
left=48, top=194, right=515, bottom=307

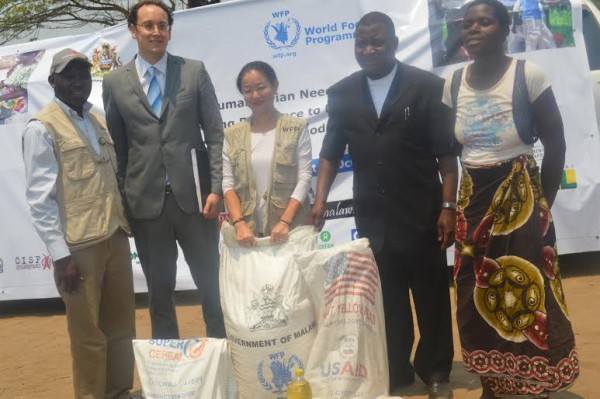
left=427, top=381, right=453, bottom=399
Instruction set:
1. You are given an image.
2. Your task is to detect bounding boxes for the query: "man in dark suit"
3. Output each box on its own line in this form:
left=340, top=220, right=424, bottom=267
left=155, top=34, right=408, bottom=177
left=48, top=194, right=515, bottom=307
left=311, top=11, right=457, bottom=399
left=102, top=0, right=225, bottom=339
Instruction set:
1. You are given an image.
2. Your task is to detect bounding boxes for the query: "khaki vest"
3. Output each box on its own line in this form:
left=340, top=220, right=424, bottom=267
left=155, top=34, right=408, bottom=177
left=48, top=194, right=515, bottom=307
left=225, top=114, right=309, bottom=234
left=34, top=101, right=130, bottom=251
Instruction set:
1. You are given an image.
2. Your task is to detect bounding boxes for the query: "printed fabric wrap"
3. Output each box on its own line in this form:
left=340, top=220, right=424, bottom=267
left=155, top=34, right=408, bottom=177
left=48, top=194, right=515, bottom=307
left=454, top=155, right=579, bottom=397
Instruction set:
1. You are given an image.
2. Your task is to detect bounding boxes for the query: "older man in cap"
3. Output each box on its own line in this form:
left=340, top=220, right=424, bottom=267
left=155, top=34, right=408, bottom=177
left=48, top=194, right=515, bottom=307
left=22, top=48, right=135, bottom=399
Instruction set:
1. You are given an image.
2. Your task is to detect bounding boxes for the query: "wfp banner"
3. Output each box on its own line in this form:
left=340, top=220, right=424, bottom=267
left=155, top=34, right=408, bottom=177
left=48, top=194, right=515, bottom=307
left=0, top=0, right=598, bottom=300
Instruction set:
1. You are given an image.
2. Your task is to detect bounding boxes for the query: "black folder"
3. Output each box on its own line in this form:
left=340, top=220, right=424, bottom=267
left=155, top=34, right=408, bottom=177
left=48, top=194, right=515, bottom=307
left=191, top=146, right=212, bottom=211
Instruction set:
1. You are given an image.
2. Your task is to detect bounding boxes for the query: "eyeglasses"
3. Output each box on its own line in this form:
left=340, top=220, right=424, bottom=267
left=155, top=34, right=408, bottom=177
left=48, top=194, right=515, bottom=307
left=136, top=22, right=170, bottom=32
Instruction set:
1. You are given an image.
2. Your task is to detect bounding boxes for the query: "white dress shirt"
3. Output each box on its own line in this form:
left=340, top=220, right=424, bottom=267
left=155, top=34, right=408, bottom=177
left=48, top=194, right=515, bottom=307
left=135, top=53, right=168, bottom=95
left=22, top=98, right=98, bottom=261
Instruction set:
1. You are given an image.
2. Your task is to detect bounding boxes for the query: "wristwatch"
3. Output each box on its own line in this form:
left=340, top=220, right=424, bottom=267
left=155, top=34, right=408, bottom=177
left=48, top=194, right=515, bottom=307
left=441, top=201, right=457, bottom=210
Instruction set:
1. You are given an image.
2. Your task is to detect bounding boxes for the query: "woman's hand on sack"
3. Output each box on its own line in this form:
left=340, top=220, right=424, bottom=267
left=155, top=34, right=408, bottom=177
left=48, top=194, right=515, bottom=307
left=270, top=221, right=289, bottom=245
left=235, top=222, right=256, bottom=247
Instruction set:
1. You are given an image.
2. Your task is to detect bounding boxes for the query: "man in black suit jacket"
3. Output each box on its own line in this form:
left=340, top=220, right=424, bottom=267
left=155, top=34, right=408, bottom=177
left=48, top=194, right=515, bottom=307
left=311, top=12, right=458, bottom=399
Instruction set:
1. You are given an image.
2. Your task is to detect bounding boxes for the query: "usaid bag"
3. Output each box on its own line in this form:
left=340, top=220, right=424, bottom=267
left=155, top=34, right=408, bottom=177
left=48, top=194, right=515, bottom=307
left=296, top=238, right=400, bottom=399
left=220, top=223, right=318, bottom=399
left=133, top=338, right=238, bottom=399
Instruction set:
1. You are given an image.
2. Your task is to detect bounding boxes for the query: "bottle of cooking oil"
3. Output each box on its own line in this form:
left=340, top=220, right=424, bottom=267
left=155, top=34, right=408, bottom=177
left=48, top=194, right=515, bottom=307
left=287, top=368, right=312, bottom=399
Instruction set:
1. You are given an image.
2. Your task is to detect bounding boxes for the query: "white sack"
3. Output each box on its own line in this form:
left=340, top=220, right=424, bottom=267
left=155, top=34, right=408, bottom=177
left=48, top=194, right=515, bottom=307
left=220, top=223, right=318, bottom=399
left=133, top=338, right=238, bottom=399
left=296, top=238, right=402, bottom=399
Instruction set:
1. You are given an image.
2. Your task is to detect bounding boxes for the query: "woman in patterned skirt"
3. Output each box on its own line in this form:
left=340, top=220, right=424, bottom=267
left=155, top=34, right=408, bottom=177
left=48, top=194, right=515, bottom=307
left=442, top=0, right=579, bottom=397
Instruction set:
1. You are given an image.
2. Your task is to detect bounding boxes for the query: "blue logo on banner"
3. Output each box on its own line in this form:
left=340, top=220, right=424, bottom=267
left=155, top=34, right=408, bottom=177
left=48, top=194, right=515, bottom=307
left=311, top=159, right=319, bottom=176
left=351, top=229, right=360, bottom=240
left=338, top=154, right=353, bottom=173
left=257, top=353, right=304, bottom=394
left=264, top=11, right=301, bottom=50
left=312, top=154, right=353, bottom=176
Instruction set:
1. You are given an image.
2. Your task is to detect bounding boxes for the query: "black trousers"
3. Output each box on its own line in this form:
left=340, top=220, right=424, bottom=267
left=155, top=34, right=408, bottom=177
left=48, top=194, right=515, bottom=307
left=132, top=193, right=226, bottom=339
left=374, top=247, right=454, bottom=390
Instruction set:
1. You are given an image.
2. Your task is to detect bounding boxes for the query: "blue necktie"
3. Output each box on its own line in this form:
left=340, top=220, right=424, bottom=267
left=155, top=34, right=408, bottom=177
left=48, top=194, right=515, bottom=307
left=147, top=66, right=162, bottom=116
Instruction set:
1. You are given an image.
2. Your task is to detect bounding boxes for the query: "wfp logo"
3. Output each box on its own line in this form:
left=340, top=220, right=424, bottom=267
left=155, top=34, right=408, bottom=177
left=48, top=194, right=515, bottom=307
left=264, top=10, right=301, bottom=58
left=264, top=11, right=301, bottom=49
left=257, top=352, right=304, bottom=395
left=351, top=229, right=360, bottom=241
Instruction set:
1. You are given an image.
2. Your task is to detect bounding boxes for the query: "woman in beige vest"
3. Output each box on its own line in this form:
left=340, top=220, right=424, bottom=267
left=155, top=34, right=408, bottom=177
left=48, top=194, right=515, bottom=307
left=223, top=61, right=312, bottom=247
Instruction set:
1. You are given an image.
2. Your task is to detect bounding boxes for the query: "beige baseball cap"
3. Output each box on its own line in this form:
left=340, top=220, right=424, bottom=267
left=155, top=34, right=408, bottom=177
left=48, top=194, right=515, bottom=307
left=49, top=48, right=92, bottom=75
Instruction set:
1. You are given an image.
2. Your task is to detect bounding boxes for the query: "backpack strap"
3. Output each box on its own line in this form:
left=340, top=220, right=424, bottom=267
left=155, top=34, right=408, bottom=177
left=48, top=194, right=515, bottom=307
left=450, top=68, right=464, bottom=154
left=450, top=68, right=463, bottom=110
left=512, top=59, right=538, bottom=144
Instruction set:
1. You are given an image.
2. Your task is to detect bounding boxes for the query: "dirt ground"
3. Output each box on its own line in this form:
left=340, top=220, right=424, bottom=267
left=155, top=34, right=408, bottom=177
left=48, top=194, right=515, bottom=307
left=1, top=252, right=598, bottom=399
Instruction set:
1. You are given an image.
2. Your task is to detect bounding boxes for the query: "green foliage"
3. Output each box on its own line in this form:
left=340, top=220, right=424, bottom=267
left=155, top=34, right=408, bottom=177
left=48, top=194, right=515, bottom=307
left=0, top=0, right=187, bottom=45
